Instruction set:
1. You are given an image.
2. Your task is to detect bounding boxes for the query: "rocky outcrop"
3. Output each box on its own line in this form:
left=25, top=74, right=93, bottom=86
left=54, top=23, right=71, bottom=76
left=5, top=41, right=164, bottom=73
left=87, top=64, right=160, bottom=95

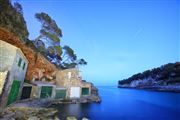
left=0, top=107, right=58, bottom=120
left=0, top=28, right=58, bottom=81
left=118, top=62, right=180, bottom=92
left=0, top=99, right=59, bottom=119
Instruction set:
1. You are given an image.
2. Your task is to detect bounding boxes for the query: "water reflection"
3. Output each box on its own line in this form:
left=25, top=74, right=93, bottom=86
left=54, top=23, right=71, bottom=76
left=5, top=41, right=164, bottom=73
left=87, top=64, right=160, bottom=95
left=53, top=103, right=91, bottom=119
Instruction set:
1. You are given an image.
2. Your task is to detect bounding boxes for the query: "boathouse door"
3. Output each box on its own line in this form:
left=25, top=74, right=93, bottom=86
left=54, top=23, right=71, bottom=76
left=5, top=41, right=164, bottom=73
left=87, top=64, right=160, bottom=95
left=7, top=80, right=20, bottom=105
left=40, top=86, right=53, bottom=98
left=81, top=88, right=89, bottom=96
left=21, top=86, right=32, bottom=100
left=55, top=89, right=66, bottom=99
left=70, top=87, right=81, bottom=98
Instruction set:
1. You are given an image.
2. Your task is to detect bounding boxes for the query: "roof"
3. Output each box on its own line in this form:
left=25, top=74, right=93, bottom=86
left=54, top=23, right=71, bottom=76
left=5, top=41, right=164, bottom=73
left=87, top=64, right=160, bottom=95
left=60, top=67, right=79, bottom=72
left=32, top=81, right=56, bottom=86
left=55, top=87, right=66, bottom=90
left=23, top=82, right=34, bottom=86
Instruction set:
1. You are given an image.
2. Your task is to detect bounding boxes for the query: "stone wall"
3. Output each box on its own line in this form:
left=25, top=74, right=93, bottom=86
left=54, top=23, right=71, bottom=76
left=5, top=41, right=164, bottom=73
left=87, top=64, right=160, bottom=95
left=55, top=68, right=81, bottom=87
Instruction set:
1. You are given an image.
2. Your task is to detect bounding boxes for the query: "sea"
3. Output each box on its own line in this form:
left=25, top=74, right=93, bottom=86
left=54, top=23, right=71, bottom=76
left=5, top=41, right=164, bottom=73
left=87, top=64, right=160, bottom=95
left=51, top=86, right=180, bottom=120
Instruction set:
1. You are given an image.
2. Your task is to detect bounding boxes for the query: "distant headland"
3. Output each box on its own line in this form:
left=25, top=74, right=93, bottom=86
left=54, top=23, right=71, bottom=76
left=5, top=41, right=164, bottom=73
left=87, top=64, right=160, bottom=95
left=118, top=62, right=180, bottom=92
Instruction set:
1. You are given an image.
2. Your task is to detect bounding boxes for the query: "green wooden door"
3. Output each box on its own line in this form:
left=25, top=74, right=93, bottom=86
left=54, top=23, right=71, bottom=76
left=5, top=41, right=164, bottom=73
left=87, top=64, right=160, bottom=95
left=40, top=86, right=53, bottom=98
left=7, top=80, right=20, bottom=105
left=55, top=89, right=66, bottom=99
left=81, top=88, right=89, bottom=96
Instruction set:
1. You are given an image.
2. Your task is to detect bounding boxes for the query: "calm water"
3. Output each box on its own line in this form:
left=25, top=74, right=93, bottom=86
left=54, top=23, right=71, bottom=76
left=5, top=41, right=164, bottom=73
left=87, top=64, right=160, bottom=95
left=52, top=86, right=180, bottom=120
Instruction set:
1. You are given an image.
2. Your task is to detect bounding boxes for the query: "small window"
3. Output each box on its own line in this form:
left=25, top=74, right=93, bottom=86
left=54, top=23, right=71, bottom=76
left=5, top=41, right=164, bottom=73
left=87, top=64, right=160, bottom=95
left=18, top=58, right=22, bottom=67
left=23, top=62, right=26, bottom=70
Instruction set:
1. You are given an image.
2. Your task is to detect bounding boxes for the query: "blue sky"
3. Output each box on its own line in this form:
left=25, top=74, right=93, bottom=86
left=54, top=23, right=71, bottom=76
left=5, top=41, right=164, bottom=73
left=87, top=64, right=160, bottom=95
left=18, top=0, right=179, bottom=86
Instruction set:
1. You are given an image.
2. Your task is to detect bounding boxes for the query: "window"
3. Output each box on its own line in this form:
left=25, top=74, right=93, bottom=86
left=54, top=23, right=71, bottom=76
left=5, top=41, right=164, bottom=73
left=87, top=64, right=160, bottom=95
left=23, top=62, right=26, bottom=70
left=18, top=58, right=22, bottom=67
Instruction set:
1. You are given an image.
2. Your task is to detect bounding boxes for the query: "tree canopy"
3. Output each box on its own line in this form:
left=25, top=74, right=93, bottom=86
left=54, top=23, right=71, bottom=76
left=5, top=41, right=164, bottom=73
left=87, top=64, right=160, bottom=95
left=34, top=12, right=87, bottom=69
left=61, top=45, right=87, bottom=69
left=34, top=12, right=63, bottom=58
left=35, top=12, right=62, bottom=43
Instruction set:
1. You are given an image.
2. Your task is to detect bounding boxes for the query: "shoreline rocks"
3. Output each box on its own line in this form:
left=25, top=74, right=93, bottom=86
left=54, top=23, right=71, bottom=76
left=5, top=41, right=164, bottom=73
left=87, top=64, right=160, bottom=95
left=0, top=107, right=58, bottom=120
left=118, top=85, right=180, bottom=93
left=118, top=62, right=180, bottom=93
left=51, top=94, right=101, bottom=105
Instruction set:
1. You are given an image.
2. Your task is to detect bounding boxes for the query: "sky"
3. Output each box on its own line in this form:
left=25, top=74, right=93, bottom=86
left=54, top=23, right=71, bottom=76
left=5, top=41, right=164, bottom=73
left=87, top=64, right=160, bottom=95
left=17, top=0, right=179, bottom=86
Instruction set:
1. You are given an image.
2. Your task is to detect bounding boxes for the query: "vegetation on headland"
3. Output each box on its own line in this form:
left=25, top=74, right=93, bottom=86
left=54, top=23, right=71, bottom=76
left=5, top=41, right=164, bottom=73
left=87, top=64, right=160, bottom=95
left=0, top=0, right=87, bottom=69
left=119, top=62, right=180, bottom=92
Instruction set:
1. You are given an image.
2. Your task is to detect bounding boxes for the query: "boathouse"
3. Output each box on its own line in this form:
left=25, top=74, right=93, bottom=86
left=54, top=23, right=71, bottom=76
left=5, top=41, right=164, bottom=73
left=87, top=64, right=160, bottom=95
left=56, top=68, right=91, bottom=99
left=56, top=68, right=82, bottom=98
left=31, top=81, right=56, bottom=99
left=0, top=40, right=28, bottom=111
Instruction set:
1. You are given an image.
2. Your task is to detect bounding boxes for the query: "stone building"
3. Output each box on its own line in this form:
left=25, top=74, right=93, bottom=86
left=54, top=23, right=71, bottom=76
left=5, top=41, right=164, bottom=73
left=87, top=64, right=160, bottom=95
left=21, top=82, right=67, bottom=100
left=30, top=81, right=56, bottom=99
left=56, top=68, right=91, bottom=99
left=0, top=40, right=28, bottom=112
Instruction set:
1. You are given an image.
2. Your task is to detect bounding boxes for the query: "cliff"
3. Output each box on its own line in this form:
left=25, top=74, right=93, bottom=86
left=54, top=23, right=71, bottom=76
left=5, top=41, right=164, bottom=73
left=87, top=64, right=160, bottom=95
left=118, top=62, right=180, bottom=92
left=0, top=28, right=58, bottom=81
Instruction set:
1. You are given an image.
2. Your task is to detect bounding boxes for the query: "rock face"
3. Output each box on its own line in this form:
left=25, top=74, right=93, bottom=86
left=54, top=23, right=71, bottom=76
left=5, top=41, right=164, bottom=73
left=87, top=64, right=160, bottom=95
left=118, top=62, right=180, bottom=92
left=0, top=28, right=58, bottom=81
